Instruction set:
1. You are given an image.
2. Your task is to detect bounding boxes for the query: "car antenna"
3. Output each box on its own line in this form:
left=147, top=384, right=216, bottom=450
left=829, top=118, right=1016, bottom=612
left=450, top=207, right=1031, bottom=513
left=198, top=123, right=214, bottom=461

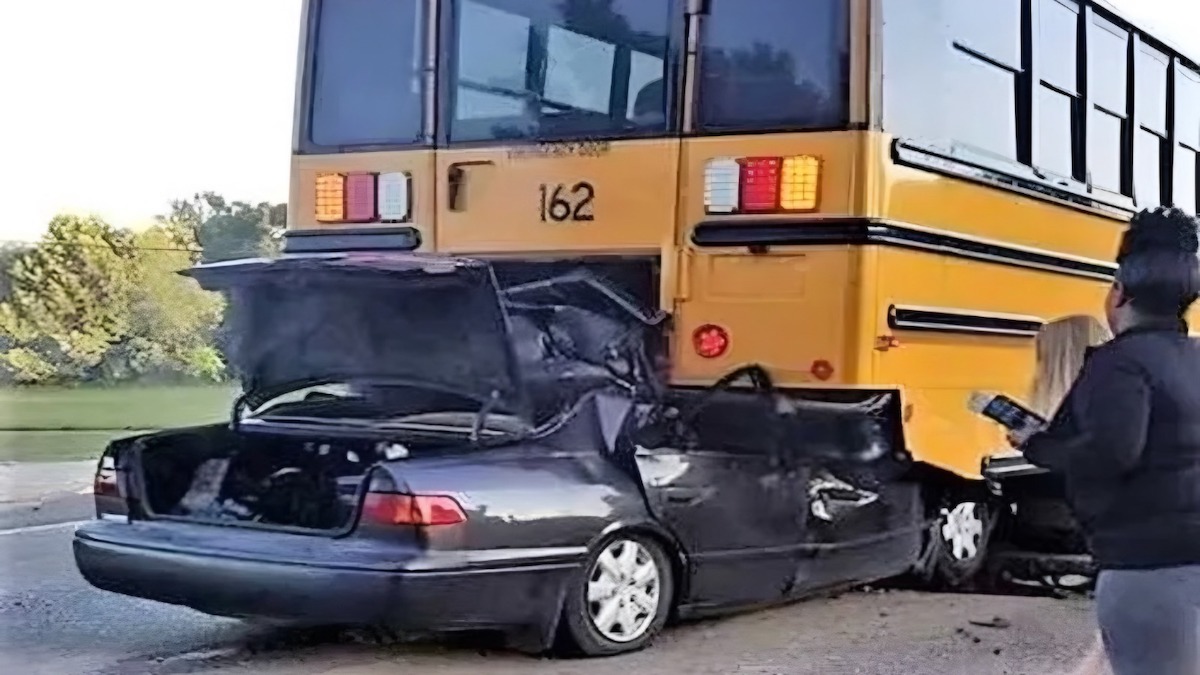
left=471, top=390, right=502, bottom=443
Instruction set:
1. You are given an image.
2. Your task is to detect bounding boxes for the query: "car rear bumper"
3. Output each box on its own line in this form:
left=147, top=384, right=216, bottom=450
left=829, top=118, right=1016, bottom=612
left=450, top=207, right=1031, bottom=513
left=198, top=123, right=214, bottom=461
left=73, top=522, right=581, bottom=645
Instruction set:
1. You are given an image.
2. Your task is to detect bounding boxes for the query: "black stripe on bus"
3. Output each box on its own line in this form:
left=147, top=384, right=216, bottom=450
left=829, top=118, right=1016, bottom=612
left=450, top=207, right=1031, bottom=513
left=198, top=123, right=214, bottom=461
left=887, top=305, right=1044, bottom=338
left=689, top=219, right=1118, bottom=281
left=282, top=227, right=423, bottom=254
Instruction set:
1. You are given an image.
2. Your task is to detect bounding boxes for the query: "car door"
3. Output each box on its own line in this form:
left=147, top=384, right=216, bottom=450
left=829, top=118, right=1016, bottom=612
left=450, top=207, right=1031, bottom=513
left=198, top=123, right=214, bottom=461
left=632, top=389, right=808, bottom=611
left=784, top=394, right=925, bottom=594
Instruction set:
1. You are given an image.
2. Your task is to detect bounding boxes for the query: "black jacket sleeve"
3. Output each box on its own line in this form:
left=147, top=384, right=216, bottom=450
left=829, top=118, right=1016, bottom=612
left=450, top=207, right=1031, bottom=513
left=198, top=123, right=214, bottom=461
left=1022, top=349, right=1151, bottom=477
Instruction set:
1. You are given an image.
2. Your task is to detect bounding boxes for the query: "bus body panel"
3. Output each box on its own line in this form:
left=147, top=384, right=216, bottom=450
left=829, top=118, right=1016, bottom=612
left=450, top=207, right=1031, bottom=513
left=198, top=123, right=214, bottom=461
left=862, top=132, right=1200, bottom=477
left=669, top=132, right=866, bottom=386
left=670, top=247, right=861, bottom=387
left=870, top=246, right=1108, bottom=477
left=877, top=144, right=1127, bottom=263
left=434, top=139, right=681, bottom=255
left=284, top=0, right=1200, bottom=488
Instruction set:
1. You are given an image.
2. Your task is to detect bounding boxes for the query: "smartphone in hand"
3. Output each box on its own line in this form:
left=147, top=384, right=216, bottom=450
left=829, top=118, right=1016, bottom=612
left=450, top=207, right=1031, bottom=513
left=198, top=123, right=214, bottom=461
left=968, top=392, right=1046, bottom=448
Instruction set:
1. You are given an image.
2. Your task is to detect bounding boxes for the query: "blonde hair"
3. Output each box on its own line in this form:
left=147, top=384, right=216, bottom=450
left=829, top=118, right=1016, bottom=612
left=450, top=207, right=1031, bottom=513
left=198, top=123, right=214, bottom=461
left=1029, top=315, right=1112, bottom=418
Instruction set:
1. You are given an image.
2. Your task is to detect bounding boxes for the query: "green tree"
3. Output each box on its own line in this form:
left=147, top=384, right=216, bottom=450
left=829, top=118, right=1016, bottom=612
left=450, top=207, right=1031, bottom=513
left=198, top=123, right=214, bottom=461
left=0, top=215, right=138, bottom=382
left=158, top=192, right=286, bottom=263
left=115, top=226, right=226, bottom=381
left=559, top=0, right=632, bottom=39
left=0, top=242, right=29, bottom=301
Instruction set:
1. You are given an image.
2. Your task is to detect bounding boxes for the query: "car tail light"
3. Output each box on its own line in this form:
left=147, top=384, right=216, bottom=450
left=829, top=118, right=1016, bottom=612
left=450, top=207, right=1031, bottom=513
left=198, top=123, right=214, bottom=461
left=363, top=493, right=467, bottom=527
left=94, top=474, right=118, bottom=498
left=362, top=472, right=466, bottom=527
left=94, top=454, right=119, bottom=498
left=693, top=324, right=730, bottom=359
left=703, top=155, right=821, bottom=214
left=315, top=171, right=412, bottom=224
left=92, top=450, right=130, bottom=520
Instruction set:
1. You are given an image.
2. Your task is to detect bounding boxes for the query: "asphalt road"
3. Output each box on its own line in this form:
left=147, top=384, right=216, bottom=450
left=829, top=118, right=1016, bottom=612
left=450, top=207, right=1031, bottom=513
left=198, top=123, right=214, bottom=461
left=0, top=494, right=1101, bottom=675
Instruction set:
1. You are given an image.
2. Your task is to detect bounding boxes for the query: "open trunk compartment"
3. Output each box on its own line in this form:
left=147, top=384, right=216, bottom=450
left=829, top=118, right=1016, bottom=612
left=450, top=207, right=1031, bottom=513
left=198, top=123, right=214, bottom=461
left=133, top=426, right=394, bottom=533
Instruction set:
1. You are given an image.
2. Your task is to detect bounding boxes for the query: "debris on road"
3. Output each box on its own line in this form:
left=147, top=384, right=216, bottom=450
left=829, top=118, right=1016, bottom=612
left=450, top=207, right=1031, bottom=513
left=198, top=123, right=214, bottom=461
left=968, top=616, right=1012, bottom=629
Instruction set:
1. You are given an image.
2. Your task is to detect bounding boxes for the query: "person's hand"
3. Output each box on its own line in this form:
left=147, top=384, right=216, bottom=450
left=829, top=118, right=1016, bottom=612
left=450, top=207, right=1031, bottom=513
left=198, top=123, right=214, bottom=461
left=1007, top=425, right=1038, bottom=449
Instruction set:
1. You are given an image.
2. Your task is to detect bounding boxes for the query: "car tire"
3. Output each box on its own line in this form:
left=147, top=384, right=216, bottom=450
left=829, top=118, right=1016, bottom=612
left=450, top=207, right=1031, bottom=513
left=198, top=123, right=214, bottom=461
left=560, top=532, right=674, bottom=657
left=931, top=498, right=995, bottom=589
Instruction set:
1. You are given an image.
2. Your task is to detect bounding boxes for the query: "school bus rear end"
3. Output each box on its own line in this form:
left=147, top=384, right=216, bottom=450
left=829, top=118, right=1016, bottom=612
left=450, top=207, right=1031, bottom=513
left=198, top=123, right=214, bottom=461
left=288, top=0, right=875, bottom=394
left=281, top=0, right=1200, bottom=590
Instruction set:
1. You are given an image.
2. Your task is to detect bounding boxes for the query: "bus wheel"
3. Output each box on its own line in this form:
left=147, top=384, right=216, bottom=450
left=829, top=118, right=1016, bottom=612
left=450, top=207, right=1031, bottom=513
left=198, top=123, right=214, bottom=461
left=932, top=499, right=995, bottom=588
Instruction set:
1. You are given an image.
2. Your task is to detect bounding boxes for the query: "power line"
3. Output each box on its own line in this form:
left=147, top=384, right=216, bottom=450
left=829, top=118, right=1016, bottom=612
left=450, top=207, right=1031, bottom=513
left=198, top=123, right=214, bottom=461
left=0, top=240, right=200, bottom=253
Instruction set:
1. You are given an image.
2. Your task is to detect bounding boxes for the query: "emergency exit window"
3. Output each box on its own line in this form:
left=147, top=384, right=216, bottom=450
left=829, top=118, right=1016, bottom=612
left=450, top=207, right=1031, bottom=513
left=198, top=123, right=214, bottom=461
left=695, top=0, right=849, bottom=133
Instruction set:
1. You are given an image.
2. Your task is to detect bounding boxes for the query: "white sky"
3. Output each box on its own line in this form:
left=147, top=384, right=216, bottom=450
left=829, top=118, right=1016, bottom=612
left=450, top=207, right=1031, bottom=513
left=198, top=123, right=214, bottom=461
left=0, top=0, right=1195, bottom=242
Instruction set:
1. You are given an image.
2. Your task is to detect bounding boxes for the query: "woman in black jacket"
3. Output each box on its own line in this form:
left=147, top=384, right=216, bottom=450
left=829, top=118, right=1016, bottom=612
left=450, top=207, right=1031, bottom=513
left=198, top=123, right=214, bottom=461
left=1017, top=207, right=1200, bottom=675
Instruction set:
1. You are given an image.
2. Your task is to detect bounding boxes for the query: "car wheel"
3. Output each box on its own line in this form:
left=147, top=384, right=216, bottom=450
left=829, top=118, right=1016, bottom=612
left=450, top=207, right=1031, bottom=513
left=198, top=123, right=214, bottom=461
left=560, top=533, right=674, bottom=656
left=932, top=499, right=994, bottom=588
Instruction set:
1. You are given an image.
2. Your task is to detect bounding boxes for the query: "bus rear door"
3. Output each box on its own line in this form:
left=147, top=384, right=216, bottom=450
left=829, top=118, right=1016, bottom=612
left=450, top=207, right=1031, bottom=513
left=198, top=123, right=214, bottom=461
left=432, top=0, right=686, bottom=260
left=670, top=0, right=863, bottom=387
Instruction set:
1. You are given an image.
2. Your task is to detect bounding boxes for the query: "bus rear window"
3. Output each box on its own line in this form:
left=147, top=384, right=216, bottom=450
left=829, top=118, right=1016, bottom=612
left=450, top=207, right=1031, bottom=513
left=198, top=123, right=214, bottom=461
left=696, top=0, right=849, bottom=133
left=308, top=0, right=425, bottom=148
left=442, top=0, right=681, bottom=143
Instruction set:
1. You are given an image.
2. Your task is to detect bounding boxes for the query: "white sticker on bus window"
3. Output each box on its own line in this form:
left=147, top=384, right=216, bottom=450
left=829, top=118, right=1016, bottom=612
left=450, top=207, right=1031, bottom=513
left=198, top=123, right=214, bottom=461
left=456, top=89, right=528, bottom=121
left=457, top=1, right=530, bottom=93
left=544, top=27, right=616, bottom=115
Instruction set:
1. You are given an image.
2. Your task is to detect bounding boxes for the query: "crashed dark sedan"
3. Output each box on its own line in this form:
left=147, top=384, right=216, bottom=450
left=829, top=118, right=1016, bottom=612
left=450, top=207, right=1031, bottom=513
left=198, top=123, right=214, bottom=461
left=74, top=252, right=923, bottom=656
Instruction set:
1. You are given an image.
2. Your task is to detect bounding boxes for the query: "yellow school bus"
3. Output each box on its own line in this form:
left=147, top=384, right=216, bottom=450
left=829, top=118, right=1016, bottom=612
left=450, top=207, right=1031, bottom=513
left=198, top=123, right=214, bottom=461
left=285, top=0, right=1200, bottom=585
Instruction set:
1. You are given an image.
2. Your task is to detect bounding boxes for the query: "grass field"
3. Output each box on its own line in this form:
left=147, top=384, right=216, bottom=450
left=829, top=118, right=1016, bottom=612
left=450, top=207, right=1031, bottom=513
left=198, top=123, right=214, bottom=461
left=0, top=385, right=236, bottom=462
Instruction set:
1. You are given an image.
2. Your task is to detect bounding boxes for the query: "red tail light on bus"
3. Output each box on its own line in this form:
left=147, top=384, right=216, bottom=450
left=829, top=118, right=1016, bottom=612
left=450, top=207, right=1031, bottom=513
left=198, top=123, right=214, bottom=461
left=693, top=324, right=731, bottom=359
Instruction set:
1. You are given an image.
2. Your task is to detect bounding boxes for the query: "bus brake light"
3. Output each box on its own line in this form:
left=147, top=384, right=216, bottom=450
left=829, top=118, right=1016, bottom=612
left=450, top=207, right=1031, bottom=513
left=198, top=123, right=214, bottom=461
left=693, top=324, right=730, bottom=359
left=740, top=157, right=782, bottom=212
left=345, top=173, right=377, bottom=222
left=704, top=155, right=821, bottom=215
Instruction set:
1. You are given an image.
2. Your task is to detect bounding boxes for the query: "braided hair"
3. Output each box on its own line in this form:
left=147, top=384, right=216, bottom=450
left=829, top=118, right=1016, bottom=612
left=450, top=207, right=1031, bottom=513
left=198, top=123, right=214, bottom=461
left=1114, top=207, right=1200, bottom=317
